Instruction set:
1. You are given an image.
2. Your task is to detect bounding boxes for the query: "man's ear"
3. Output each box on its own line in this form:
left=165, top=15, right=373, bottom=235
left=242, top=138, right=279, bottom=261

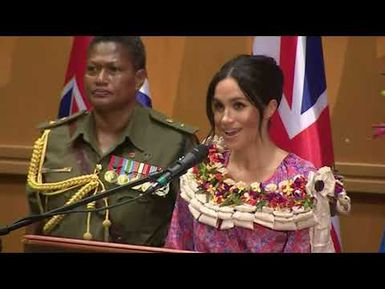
left=264, top=99, right=278, bottom=119
left=135, top=69, right=147, bottom=90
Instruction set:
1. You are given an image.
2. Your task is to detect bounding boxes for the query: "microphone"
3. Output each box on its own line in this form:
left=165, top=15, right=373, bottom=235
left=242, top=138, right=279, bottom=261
left=146, top=144, right=209, bottom=194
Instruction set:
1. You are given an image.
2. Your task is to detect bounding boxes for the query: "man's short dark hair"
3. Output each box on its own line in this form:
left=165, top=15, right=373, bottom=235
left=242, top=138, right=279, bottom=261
left=88, top=36, right=146, bottom=71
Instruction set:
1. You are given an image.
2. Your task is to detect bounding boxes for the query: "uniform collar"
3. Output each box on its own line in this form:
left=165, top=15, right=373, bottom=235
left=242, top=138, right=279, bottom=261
left=122, top=104, right=150, bottom=152
left=68, top=112, right=96, bottom=147
left=68, top=104, right=150, bottom=152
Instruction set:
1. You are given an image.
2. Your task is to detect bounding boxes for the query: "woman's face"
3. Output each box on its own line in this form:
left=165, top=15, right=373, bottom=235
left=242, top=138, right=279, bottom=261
left=85, top=42, right=144, bottom=112
left=213, top=77, right=262, bottom=151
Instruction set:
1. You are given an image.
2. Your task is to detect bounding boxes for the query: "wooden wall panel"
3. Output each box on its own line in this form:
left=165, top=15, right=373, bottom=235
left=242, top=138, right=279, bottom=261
left=172, top=37, right=250, bottom=140
left=142, top=37, right=187, bottom=117
left=0, top=174, right=29, bottom=252
left=324, top=37, right=385, bottom=166
left=0, top=37, right=72, bottom=146
left=340, top=193, right=385, bottom=252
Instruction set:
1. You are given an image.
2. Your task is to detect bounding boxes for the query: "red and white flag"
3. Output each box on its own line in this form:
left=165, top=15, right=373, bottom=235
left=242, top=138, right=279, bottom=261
left=58, top=36, right=152, bottom=118
left=253, top=36, right=341, bottom=252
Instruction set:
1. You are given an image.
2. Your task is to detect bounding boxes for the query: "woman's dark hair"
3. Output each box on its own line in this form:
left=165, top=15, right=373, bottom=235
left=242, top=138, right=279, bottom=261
left=206, top=54, right=284, bottom=138
left=87, top=36, right=146, bottom=71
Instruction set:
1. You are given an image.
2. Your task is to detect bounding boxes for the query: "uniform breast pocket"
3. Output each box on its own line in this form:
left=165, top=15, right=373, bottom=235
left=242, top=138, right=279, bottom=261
left=110, top=188, right=155, bottom=230
left=107, top=182, right=176, bottom=245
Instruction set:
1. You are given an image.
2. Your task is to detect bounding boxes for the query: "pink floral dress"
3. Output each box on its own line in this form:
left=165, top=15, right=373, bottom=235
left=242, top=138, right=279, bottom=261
left=165, top=153, right=316, bottom=253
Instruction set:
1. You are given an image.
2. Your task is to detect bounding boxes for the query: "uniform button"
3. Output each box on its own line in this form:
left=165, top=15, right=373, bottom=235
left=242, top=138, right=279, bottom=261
left=165, top=118, right=173, bottom=123
left=144, top=152, right=152, bottom=160
left=180, top=123, right=185, bottom=127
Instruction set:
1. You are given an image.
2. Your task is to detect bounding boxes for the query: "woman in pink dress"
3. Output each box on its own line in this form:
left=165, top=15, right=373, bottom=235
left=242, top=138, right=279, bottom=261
left=165, top=55, right=350, bottom=253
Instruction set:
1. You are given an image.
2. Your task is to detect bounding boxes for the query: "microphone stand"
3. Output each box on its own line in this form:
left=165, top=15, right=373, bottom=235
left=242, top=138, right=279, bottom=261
left=0, top=171, right=163, bottom=236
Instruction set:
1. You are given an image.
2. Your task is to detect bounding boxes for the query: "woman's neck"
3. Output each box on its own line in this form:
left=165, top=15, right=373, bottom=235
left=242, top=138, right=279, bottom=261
left=227, top=137, right=288, bottom=183
left=231, top=142, right=274, bottom=169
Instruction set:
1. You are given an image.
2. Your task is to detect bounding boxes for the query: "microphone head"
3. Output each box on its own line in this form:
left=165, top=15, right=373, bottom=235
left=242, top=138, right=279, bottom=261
left=192, top=144, right=209, bottom=164
left=153, top=144, right=209, bottom=188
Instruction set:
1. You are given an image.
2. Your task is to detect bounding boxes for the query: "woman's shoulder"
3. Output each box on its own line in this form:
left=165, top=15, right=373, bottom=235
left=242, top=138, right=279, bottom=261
left=284, top=152, right=316, bottom=167
left=280, top=152, right=317, bottom=177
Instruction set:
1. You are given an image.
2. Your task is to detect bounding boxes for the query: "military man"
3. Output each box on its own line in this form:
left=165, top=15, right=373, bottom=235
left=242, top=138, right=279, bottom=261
left=26, top=36, right=198, bottom=247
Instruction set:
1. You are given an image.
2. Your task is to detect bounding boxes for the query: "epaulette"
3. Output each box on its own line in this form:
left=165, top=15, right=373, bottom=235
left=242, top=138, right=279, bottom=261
left=36, top=110, right=88, bottom=130
left=149, top=110, right=198, bottom=135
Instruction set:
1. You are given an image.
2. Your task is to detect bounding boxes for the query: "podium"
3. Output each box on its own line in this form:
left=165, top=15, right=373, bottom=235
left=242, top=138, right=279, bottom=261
left=22, top=234, right=195, bottom=253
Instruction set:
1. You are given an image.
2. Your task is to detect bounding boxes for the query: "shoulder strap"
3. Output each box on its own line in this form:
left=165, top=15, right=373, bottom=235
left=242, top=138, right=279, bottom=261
left=149, top=110, right=198, bottom=135
left=36, top=110, right=88, bottom=130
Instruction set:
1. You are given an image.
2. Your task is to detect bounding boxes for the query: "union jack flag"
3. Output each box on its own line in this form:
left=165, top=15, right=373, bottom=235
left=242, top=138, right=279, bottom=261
left=58, top=36, right=152, bottom=118
left=253, top=36, right=341, bottom=252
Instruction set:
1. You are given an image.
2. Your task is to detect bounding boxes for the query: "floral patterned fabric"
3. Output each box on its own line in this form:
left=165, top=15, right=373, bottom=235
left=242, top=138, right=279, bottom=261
left=165, top=152, right=317, bottom=252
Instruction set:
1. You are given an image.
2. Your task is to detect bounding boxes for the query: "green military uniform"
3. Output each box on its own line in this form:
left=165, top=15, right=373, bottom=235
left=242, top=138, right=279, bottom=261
left=26, top=104, right=198, bottom=247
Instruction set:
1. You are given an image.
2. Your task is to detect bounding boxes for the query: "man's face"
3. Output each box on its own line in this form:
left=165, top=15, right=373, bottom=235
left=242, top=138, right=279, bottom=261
left=85, top=41, right=144, bottom=112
